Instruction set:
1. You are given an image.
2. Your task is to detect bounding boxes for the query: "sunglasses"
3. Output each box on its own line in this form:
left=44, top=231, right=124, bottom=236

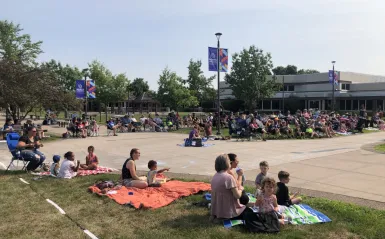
left=32, top=131, right=37, bottom=132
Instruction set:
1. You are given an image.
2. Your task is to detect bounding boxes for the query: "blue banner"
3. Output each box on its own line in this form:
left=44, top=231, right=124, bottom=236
left=76, top=80, right=85, bottom=99
left=208, top=47, right=218, bottom=71
left=328, top=70, right=339, bottom=85
left=209, top=47, right=228, bottom=72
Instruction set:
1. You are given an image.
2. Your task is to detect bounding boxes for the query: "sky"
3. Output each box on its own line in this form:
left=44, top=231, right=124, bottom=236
left=2, top=0, right=385, bottom=90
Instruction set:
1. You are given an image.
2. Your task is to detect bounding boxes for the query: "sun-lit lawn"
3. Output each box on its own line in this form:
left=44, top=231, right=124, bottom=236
left=374, top=144, right=385, bottom=153
left=1, top=171, right=384, bottom=239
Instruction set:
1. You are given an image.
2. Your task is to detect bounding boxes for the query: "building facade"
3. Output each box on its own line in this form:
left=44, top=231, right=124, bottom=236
left=219, top=72, right=385, bottom=112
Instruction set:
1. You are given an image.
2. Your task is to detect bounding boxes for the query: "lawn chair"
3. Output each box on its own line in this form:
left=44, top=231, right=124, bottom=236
left=106, top=121, right=114, bottom=136
left=6, top=132, right=28, bottom=171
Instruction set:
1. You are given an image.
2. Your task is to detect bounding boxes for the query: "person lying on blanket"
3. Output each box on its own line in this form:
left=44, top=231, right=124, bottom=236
left=121, top=148, right=148, bottom=189
left=147, top=160, right=170, bottom=187
left=80, top=145, right=99, bottom=170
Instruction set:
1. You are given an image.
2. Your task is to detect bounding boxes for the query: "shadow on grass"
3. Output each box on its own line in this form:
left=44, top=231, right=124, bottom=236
left=0, top=169, right=27, bottom=176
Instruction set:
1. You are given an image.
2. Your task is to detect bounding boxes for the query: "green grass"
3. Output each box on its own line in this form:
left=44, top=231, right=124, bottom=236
left=1, top=171, right=384, bottom=239
left=374, top=144, right=385, bottom=153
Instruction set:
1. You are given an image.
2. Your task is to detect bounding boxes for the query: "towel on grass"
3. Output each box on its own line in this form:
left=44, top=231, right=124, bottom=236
left=335, top=131, right=353, bottom=136
left=36, top=166, right=116, bottom=176
left=89, top=180, right=211, bottom=209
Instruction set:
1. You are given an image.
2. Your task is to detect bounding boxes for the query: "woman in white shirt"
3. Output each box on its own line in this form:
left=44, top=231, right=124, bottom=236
left=58, top=151, right=80, bottom=179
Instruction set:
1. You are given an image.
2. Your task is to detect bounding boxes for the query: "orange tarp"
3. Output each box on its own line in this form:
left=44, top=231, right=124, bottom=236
left=89, top=180, right=211, bottom=209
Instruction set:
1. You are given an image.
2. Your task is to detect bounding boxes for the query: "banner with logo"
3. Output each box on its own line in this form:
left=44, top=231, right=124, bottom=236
left=76, top=80, right=85, bottom=99
left=328, top=70, right=339, bottom=85
left=208, top=47, right=228, bottom=72
left=87, top=80, right=96, bottom=99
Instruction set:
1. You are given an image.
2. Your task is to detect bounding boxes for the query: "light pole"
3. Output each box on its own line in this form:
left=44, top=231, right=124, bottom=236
left=82, top=68, right=89, bottom=119
left=215, top=32, right=222, bottom=135
left=331, top=61, right=336, bottom=112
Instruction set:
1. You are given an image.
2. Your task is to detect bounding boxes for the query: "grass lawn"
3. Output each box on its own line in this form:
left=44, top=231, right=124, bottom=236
left=1, top=172, right=384, bottom=239
left=374, top=143, right=385, bottom=153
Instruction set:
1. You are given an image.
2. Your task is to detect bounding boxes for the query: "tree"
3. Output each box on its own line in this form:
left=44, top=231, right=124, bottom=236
left=0, top=20, right=43, bottom=65
left=185, top=59, right=215, bottom=104
left=225, top=45, right=281, bottom=110
left=130, top=78, right=149, bottom=97
left=0, top=20, right=81, bottom=120
left=272, top=65, right=297, bottom=75
left=298, top=69, right=320, bottom=74
left=273, top=64, right=320, bottom=75
left=42, top=59, right=83, bottom=92
left=157, top=67, right=199, bottom=110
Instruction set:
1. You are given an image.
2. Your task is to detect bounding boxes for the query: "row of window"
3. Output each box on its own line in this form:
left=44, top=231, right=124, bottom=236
left=339, top=99, right=383, bottom=111
left=280, top=85, right=295, bottom=92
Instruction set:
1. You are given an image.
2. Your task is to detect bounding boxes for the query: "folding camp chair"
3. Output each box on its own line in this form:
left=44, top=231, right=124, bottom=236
left=6, top=132, right=28, bottom=171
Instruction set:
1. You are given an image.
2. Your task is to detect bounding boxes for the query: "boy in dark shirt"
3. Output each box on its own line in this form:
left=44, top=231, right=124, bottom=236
left=276, top=171, right=302, bottom=207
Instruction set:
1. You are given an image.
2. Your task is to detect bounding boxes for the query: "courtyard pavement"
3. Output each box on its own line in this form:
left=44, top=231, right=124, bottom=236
left=1, top=123, right=384, bottom=203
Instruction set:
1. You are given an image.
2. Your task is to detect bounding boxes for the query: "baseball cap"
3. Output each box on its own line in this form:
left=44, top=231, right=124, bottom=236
left=53, top=155, right=61, bottom=163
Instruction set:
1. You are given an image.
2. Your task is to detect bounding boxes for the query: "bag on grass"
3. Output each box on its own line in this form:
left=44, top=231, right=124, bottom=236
left=95, top=181, right=115, bottom=190
left=184, top=138, right=192, bottom=147
left=243, top=211, right=280, bottom=233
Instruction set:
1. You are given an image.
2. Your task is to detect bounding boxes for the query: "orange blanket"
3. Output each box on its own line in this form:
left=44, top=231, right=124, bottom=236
left=89, top=180, right=211, bottom=209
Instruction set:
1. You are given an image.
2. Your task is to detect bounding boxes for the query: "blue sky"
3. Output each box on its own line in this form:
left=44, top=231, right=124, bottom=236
left=2, top=0, right=384, bottom=90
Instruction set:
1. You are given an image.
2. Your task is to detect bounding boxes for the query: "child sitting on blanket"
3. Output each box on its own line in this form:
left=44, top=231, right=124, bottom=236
left=50, top=155, right=61, bottom=176
left=276, top=171, right=302, bottom=207
left=255, top=177, right=285, bottom=225
left=147, top=160, right=170, bottom=187
left=80, top=146, right=99, bottom=170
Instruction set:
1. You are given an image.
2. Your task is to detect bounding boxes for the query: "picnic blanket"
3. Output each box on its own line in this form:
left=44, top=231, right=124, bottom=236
left=89, top=180, right=211, bottom=209
left=177, top=143, right=215, bottom=147
left=223, top=204, right=331, bottom=228
left=36, top=166, right=116, bottom=176
left=283, top=204, right=331, bottom=225
left=335, top=131, right=353, bottom=136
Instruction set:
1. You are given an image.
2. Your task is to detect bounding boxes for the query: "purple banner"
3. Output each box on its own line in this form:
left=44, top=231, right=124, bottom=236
left=76, top=80, right=85, bottom=99
left=328, top=70, right=339, bottom=85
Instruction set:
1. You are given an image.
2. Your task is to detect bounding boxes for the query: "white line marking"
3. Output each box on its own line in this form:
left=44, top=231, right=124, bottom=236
left=19, top=178, right=30, bottom=184
left=46, top=199, right=66, bottom=214
left=0, top=162, right=7, bottom=169
left=84, top=230, right=99, bottom=239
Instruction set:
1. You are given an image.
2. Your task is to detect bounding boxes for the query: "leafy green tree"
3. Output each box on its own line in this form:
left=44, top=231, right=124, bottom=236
left=225, top=45, right=280, bottom=110
left=42, top=59, right=83, bottom=92
left=157, top=68, right=199, bottom=110
left=0, top=20, right=81, bottom=120
left=273, top=65, right=320, bottom=75
left=298, top=69, right=320, bottom=74
left=130, top=78, right=149, bottom=97
left=185, top=59, right=215, bottom=104
left=0, top=20, right=42, bottom=65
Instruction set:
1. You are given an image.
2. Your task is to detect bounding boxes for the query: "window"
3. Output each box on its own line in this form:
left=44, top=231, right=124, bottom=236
left=341, top=84, right=350, bottom=90
left=340, top=100, right=346, bottom=110
left=353, top=100, right=358, bottom=110
left=346, top=100, right=352, bottom=110
left=272, top=100, right=280, bottom=109
left=281, top=85, right=295, bottom=92
left=377, top=100, right=383, bottom=111
left=366, top=100, right=373, bottom=110
left=359, top=100, right=366, bottom=109
left=263, top=100, right=271, bottom=110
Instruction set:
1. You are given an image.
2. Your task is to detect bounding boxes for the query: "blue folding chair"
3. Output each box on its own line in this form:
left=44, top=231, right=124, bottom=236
left=6, top=132, right=28, bottom=171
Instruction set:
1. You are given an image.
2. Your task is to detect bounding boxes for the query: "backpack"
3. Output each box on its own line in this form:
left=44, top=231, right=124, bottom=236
left=243, top=211, right=280, bottom=233
left=95, top=181, right=115, bottom=190
left=184, top=138, right=192, bottom=147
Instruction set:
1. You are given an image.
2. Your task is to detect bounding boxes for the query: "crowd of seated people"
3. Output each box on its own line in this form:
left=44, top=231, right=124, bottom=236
left=227, top=105, right=384, bottom=139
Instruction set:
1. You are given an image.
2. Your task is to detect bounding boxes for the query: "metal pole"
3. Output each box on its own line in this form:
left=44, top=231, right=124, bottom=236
left=84, top=75, right=88, bottom=118
left=282, top=76, right=285, bottom=113
left=216, top=38, right=221, bottom=135
left=332, top=63, right=336, bottom=111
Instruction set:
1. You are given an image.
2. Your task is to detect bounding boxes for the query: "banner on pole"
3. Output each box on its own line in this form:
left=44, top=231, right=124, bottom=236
left=219, top=48, right=228, bottom=72
left=76, top=80, right=85, bottom=99
left=328, top=70, right=339, bottom=85
left=208, top=47, right=228, bottom=72
left=87, top=80, right=96, bottom=99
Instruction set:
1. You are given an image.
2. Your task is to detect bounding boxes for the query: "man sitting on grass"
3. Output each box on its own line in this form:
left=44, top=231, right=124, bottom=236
left=276, top=171, right=302, bottom=207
